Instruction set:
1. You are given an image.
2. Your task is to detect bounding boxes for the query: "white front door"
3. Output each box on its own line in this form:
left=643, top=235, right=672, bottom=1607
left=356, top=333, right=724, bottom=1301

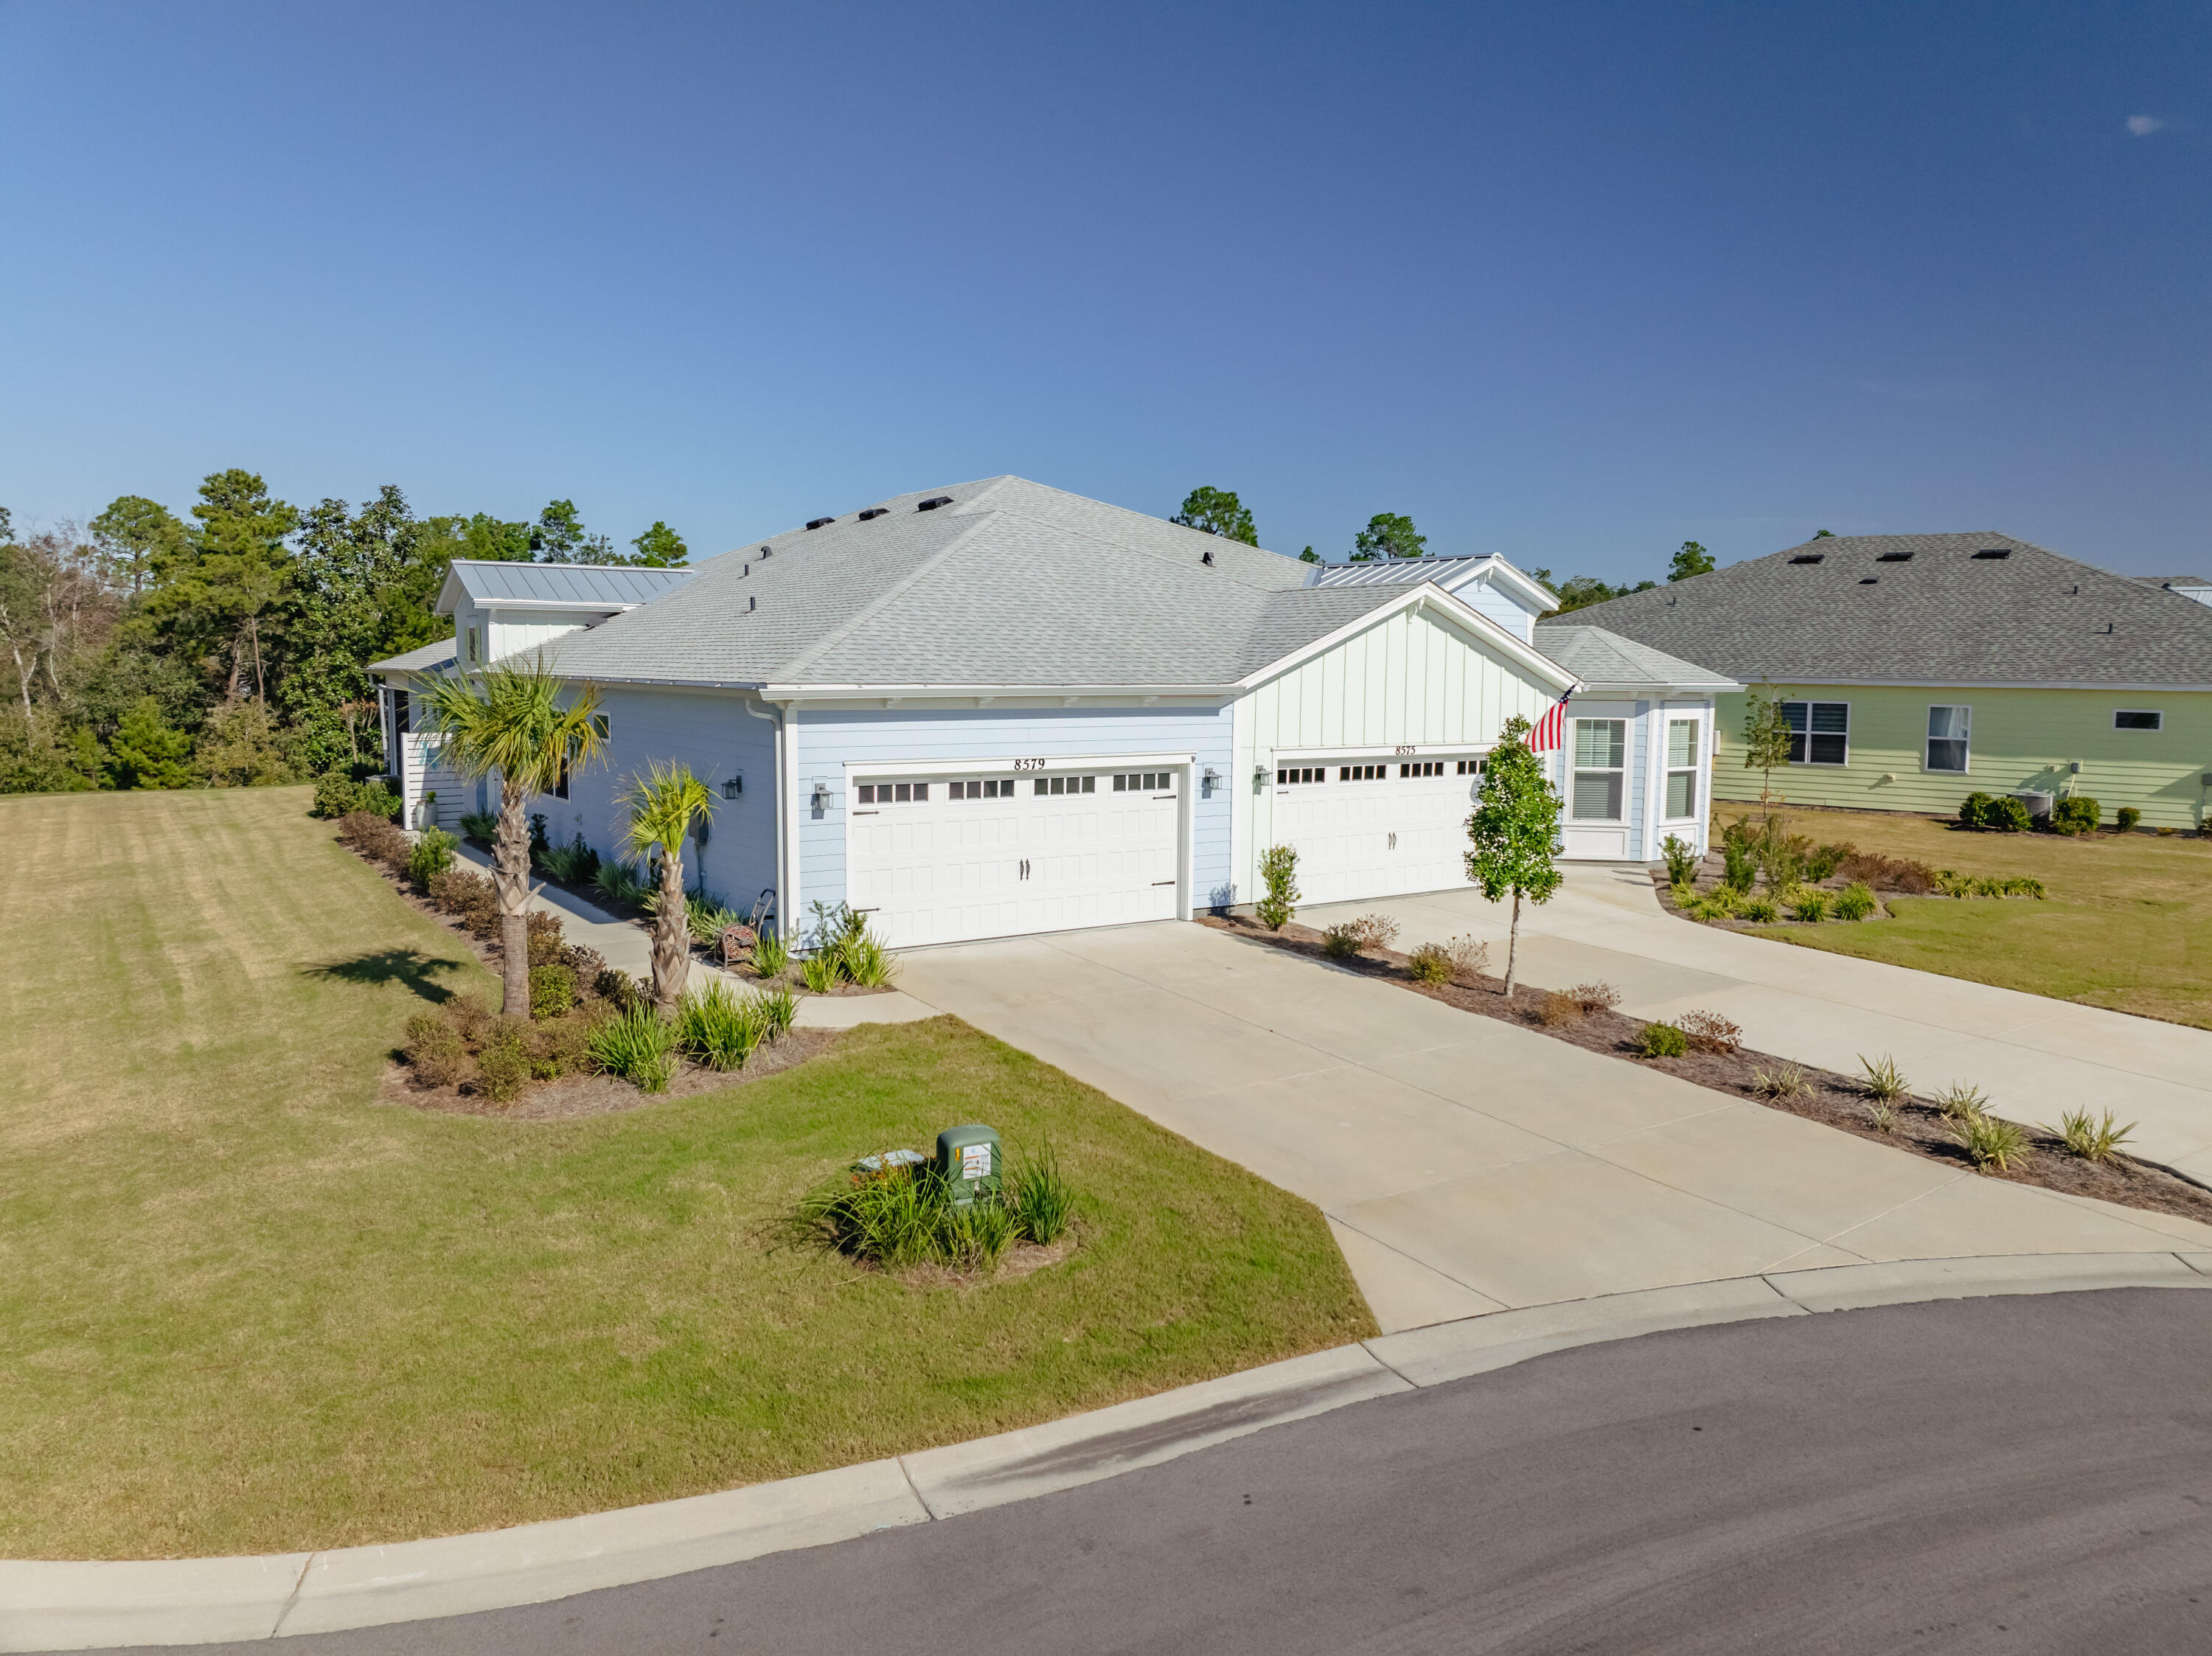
left=1271, top=755, right=1486, bottom=905
left=846, top=768, right=1183, bottom=948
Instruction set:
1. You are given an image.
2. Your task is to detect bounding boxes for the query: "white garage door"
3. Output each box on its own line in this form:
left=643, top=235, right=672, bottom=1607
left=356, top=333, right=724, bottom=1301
left=1272, top=754, right=1486, bottom=905
left=846, top=768, right=1183, bottom=949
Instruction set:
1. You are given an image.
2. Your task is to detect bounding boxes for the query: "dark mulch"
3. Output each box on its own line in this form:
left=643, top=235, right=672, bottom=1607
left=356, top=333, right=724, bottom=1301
left=1200, top=913, right=2212, bottom=1228
left=378, top=1026, right=846, bottom=1121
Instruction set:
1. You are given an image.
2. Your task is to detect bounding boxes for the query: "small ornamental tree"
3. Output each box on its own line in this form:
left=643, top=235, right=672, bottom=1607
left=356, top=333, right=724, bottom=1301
left=1740, top=681, right=1794, bottom=814
left=1464, top=714, right=1564, bottom=997
left=1256, top=843, right=1301, bottom=930
left=620, top=759, right=716, bottom=1012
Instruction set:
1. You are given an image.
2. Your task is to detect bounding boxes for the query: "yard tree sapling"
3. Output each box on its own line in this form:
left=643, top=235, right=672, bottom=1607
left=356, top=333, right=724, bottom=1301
left=621, top=758, right=716, bottom=1013
left=1464, top=714, right=1564, bottom=997
left=1740, top=681, right=1794, bottom=815
left=420, top=661, right=608, bottom=1017
left=1170, top=487, right=1259, bottom=546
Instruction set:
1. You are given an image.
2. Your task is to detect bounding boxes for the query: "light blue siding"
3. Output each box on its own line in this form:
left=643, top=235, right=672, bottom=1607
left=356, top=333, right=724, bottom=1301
left=1458, top=577, right=1540, bottom=644
left=793, top=702, right=1235, bottom=916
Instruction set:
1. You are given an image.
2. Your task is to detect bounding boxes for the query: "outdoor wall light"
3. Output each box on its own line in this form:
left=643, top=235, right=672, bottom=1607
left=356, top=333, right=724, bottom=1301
left=722, top=774, right=743, bottom=799
left=1253, top=764, right=1270, bottom=787
left=1200, top=767, right=1220, bottom=793
left=810, top=781, right=832, bottom=811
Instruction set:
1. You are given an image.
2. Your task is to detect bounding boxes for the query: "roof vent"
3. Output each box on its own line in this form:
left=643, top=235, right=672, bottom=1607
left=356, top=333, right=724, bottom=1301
left=1790, top=553, right=1824, bottom=565
left=1858, top=577, right=1878, bottom=585
left=1972, top=547, right=2011, bottom=560
left=1876, top=551, right=1913, bottom=563
left=1202, top=548, right=1214, bottom=566
left=857, top=507, right=889, bottom=521
left=759, top=546, right=772, bottom=559
left=748, top=594, right=757, bottom=613
left=917, top=495, right=954, bottom=512
left=805, top=518, right=835, bottom=531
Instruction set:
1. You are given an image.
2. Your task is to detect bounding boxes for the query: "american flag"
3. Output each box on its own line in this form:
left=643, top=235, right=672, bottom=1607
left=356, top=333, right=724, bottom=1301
left=1528, top=695, right=1571, bottom=753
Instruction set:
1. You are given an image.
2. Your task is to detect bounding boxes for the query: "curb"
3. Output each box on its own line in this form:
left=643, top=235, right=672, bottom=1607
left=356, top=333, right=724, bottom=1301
left=8, top=1250, right=2210, bottom=1652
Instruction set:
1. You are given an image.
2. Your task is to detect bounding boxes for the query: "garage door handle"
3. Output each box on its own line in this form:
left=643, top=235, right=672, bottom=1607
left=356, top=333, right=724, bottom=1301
left=1152, top=880, right=1175, bottom=886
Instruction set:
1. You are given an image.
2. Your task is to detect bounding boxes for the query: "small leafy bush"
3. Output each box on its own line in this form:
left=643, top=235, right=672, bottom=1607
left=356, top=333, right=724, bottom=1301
left=1538, top=990, right=1583, bottom=1026
left=1337, top=914, right=1399, bottom=952
left=759, top=984, right=798, bottom=1038
left=2048, top=1107, right=2135, bottom=1163
left=457, top=810, right=498, bottom=848
left=403, top=1012, right=471, bottom=1088
left=1696, top=886, right=1744, bottom=920
left=1950, top=1109, right=2031, bottom=1173
left=799, top=1144, right=1081, bottom=1273
left=1407, top=942, right=1455, bottom=984
left=1933, top=1081, right=1987, bottom=1119
left=1660, top=833, right=1700, bottom=886
left=1750, top=1064, right=1806, bottom=1099
left=1858, top=1054, right=1910, bottom=1103
left=524, top=908, right=568, bottom=967
left=1805, top=841, right=1847, bottom=883
left=1739, top=894, right=1781, bottom=924
left=943, top=1199, right=1021, bottom=1270
left=588, top=1005, right=680, bottom=1093
left=1442, top=935, right=1489, bottom=981
left=799, top=950, right=843, bottom=992
left=1958, top=791, right=1996, bottom=829
left=338, top=810, right=411, bottom=870
left=2050, top=795, right=2100, bottom=836
left=1321, top=924, right=1363, bottom=960
left=1788, top=888, right=1829, bottom=922
left=1720, top=835, right=1759, bottom=893
left=592, top=859, right=652, bottom=911
left=1009, top=1145, right=1077, bottom=1245
left=1638, top=1021, right=1688, bottom=1058
left=751, top=926, right=791, bottom=980
left=529, top=963, right=577, bottom=1020
left=686, top=898, right=742, bottom=949
left=1571, top=981, right=1622, bottom=1013
left=2159, top=824, right=2177, bottom=836
left=1984, top=795, right=2031, bottom=832
left=312, top=771, right=400, bottom=820
left=808, top=898, right=869, bottom=956
left=1935, top=871, right=2047, bottom=900
left=535, top=832, right=600, bottom=886
left=838, top=925, right=900, bottom=987
left=1669, top=880, right=1697, bottom=911
left=407, top=827, right=458, bottom=891
left=1865, top=1101, right=1896, bottom=1133
left=1678, top=1009, right=1742, bottom=1054
left=2117, top=806, right=2141, bottom=833
left=677, top=981, right=768, bottom=1071
left=1832, top=883, right=1877, bottom=921
left=1256, top=843, right=1301, bottom=930
left=1837, top=849, right=1939, bottom=894
left=594, top=965, right=647, bottom=1012
left=473, top=1020, right=534, bottom=1105
left=427, top=866, right=501, bottom=939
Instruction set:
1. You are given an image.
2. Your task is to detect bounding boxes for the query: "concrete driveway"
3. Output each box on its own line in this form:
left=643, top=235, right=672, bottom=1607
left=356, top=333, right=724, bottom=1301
left=896, top=922, right=2212, bottom=1334
left=1301, top=867, right=2212, bottom=1186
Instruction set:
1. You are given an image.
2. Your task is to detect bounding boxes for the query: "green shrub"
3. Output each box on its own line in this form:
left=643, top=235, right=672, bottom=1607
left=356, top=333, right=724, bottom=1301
left=1669, top=880, right=1697, bottom=911
left=1719, top=835, right=1759, bottom=893
left=1659, top=833, right=1699, bottom=886
left=2048, top=1107, right=2135, bottom=1163
left=1865, top=1101, right=1896, bottom=1133
left=1739, top=894, right=1781, bottom=924
left=1858, top=1054, right=1910, bottom=1103
left=1008, top=1145, right=1077, bottom=1244
left=2050, top=795, right=2100, bottom=836
left=677, top=981, right=768, bottom=1071
left=312, top=771, right=401, bottom=820
left=807, top=899, right=869, bottom=956
left=535, top=832, right=600, bottom=886
left=338, top=809, right=411, bottom=870
left=2117, top=806, right=2141, bottom=832
left=1949, top=1109, right=2030, bottom=1173
left=1958, top=791, right=1995, bottom=829
left=1933, top=1081, right=1987, bottom=1119
left=402, top=1012, right=471, bottom=1088
left=426, top=866, right=499, bottom=937
left=799, top=950, right=843, bottom=992
left=530, top=1011, right=598, bottom=1078
left=1638, top=1021, right=1688, bottom=1058
left=758, top=985, right=798, bottom=1038
left=528, top=963, right=577, bottom=1020
left=1805, top=842, right=1847, bottom=883
left=1750, top=1064, right=1806, bottom=1099
left=457, top=810, right=498, bottom=848
left=1406, top=942, right=1454, bottom=984
left=591, top=859, right=651, bottom=910
left=686, top=898, right=742, bottom=949
left=1986, top=795, right=2031, bottom=832
left=1256, top=843, right=1301, bottom=930
left=406, top=827, right=458, bottom=891
left=1697, top=886, right=1743, bottom=919
left=524, top=908, right=568, bottom=967
left=594, top=966, right=647, bottom=1012
left=751, top=926, right=791, bottom=980
left=1832, top=883, right=1876, bottom=921
left=588, top=1005, right=680, bottom=1093
left=474, top=1022, right=532, bottom=1105
left=1788, top=888, right=1829, bottom=922
left=1321, top=924, right=1363, bottom=960
left=838, top=927, right=899, bottom=987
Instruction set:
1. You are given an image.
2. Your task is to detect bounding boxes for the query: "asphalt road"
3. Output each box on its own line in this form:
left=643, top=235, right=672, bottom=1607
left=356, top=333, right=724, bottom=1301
left=109, top=1289, right=2212, bottom=1656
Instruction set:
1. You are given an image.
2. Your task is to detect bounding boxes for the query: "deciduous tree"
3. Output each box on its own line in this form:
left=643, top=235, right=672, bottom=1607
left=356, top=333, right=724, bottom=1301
left=1464, top=714, right=1563, bottom=997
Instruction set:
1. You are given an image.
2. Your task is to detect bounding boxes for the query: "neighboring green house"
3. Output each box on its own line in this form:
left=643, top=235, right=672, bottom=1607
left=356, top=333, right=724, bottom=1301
left=1560, top=532, right=2212, bottom=831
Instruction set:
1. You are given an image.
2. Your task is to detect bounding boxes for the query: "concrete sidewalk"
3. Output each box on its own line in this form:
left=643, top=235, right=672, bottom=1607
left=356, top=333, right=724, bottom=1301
left=1303, top=866, right=2212, bottom=1186
left=895, top=922, right=2212, bottom=1335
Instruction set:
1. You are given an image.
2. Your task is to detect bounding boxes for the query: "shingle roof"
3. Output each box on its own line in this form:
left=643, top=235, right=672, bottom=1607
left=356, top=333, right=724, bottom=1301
left=538, top=477, right=1448, bottom=690
left=1531, top=623, right=1737, bottom=692
left=1560, top=532, right=2212, bottom=688
left=442, top=560, right=698, bottom=610
left=366, top=636, right=458, bottom=675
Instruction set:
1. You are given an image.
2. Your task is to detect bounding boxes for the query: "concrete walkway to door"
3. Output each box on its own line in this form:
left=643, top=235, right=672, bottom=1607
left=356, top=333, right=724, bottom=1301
left=1301, top=867, right=2212, bottom=1187
left=894, top=923, right=2212, bottom=1333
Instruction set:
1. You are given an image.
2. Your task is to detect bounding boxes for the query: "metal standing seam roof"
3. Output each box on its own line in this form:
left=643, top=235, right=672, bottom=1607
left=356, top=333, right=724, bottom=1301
left=1559, top=532, right=2212, bottom=688
left=1312, top=555, right=1494, bottom=588
left=364, top=636, right=459, bottom=675
left=536, top=476, right=1523, bottom=692
left=439, top=560, right=700, bottom=610
left=1532, top=623, right=1739, bottom=692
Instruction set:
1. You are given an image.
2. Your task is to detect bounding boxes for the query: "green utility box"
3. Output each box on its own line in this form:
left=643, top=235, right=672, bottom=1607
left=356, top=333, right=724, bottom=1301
left=935, top=1124, right=1001, bottom=1207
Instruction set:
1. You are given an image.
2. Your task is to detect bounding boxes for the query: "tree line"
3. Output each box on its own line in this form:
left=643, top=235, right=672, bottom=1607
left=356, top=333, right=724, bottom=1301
left=0, top=472, right=689, bottom=796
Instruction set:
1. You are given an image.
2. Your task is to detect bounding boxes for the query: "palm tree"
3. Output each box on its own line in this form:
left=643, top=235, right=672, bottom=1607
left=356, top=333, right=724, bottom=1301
left=619, top=759, right=715, bottom=1013
left=420, top=661, right=607, bottom=1016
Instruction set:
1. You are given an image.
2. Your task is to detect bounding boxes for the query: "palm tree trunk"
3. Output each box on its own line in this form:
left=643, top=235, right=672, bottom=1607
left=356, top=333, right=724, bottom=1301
left=653, top=845, right=689, bottom=1014
left=494, top=777, right=532, bottom=1017
left=1503, top=889, right=1522, bottom=998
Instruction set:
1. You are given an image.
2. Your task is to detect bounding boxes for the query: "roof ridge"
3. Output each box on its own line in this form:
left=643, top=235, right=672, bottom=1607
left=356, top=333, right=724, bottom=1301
left=771, top=510, right=1002, bottom=682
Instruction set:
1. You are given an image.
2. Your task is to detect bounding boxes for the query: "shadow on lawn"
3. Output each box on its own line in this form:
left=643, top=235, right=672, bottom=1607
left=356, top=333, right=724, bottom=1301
left=302, top=947, right=471, bottom=1004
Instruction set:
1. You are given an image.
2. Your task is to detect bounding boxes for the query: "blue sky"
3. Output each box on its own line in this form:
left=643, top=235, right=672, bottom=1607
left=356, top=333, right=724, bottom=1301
left=1, top=1, right=2203, bottom=578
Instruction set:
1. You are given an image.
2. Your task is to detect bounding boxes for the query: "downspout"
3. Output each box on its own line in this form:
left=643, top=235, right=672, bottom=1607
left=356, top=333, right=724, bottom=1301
left=740, top=695, right=786, bottom=938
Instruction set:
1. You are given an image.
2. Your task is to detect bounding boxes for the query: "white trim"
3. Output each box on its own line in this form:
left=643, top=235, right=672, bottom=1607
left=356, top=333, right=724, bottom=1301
left=1467, top=555, right=1560, bottom=613
left=2112, top=709, right=2165, bottom=731
left=1236, top=583, right=1581, bottom=695
left=1725, top=677, right=2212, bottom=693
left=841, top=751, right=1197, bottom=779
left=1269, top=741, right=1495, bottom=765
left=779, top=702, right=801, bottom=936
left=1782, top=698, right=1852, bottom=767
left=1924, top=703, right=1972, bottom=775
left=479, top=599, right=642, bottom=616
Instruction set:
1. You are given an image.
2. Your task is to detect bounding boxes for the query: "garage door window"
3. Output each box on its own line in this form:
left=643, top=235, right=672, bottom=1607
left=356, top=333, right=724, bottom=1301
left=1033, top=775, right=1097, bottom=796
left=1112, top=772, right=1176, bottom=791
left=1339, top=764, right=1388, bottom=781
left=1572, top=720, right=1627, bottom=821
left=1276, top=766, right=1327, bottom=785
left=1664, top=720, right=1700, bottom=818
left=856, top=782, right=931, bottom=804
left=947, top=779, right=1018, bottom=799
left=1399, top=761, right=1443, bottom=776
left=1455, top=758, right=1486, bottom=776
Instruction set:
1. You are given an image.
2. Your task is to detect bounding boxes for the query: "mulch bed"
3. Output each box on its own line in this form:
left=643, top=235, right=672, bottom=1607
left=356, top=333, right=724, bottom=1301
left=378, top=1026, right=846, bottom=1121
left=1200, top=913, right=2212, bottom=1228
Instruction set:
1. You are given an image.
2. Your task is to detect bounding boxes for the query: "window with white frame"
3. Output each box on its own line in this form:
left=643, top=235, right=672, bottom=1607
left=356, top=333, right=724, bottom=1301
left=1571, top=719, right=1627, bottom=821
left=2114, top=709, right=2163, bottom=731
left=1926, top=705, right=1972, bottom=772
left=466, top=626, right=479, bottom=665
left=1781, top=700, right=1849, bottom=765
left=1664, top=719, right=1700, bottom=818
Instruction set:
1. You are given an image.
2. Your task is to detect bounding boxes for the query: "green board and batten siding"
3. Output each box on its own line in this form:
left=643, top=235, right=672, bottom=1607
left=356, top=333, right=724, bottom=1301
left=1231, top=604, right=1555, bottom=899
left=1711, top=684, right=2212, bottom=830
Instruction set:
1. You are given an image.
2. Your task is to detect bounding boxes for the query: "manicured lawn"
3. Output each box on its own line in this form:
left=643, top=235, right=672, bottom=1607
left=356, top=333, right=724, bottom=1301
left=0, top=787, right=1370, bottom=1559
left=1722, top=803, right=2212, bottom=1028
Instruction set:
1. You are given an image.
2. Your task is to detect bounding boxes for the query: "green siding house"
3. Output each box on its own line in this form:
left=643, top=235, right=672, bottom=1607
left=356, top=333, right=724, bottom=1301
left=1559, top=532, right=2212, bottom=831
